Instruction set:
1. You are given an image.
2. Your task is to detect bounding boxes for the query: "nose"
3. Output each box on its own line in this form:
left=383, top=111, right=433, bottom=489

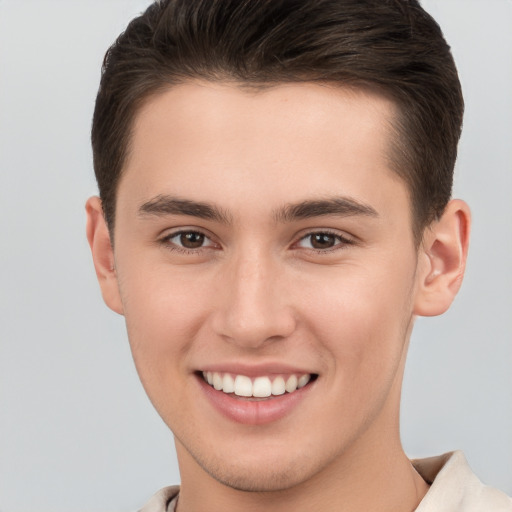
left=211, top=251, right=297, bottom=349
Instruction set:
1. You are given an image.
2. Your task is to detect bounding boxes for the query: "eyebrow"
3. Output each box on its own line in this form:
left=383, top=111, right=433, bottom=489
left=138, top=195, right=378, bottom=224
left=138, top=195, right=232, bottom=224
left=274, top=197, right=379, bottom=222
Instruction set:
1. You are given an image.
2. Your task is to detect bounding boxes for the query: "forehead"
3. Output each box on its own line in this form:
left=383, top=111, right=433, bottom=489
left=119, top=81, right=407, bottom=222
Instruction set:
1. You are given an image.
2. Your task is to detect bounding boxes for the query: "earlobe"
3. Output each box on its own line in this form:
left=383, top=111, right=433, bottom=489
left=85, top=196, right=124, bottom=315
left=413, top=199, right=471, bottom=317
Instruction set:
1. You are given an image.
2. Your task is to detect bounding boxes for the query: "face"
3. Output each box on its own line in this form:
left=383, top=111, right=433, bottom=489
left=108, top=82, right=424, bottom=491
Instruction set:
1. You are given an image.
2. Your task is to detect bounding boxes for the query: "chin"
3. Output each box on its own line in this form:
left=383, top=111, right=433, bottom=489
left=182, top=438, right=321, bottom=493
left=203, top=458, right=312, bottom=493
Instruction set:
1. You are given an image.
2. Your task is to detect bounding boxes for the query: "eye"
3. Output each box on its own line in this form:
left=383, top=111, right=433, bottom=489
left=162, top=230, right=216, bottom=251
left=296, top=231, right=353, bottom=251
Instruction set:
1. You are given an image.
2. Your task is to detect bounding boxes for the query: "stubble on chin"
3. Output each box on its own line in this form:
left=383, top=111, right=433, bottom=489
left=175, top=435, right=320, bottom=494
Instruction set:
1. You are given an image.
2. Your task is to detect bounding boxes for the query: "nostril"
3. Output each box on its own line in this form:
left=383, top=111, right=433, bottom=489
left=212, top=308, right=297, bottom=349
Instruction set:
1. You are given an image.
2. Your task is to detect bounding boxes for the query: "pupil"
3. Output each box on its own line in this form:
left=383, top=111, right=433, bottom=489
left=181, top=232, right=204, bottom=248
left=311, top=233, right=335, bottom=249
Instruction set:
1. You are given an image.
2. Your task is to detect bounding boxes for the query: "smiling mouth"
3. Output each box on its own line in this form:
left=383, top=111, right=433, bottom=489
left=200, top=371, right=317, bottom=399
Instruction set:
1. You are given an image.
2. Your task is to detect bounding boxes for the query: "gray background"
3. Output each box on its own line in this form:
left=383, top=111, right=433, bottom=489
left=0, top=1, right=510, bottom=511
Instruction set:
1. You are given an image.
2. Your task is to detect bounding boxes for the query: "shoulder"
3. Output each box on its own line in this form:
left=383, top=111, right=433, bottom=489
left=138, top=485, right=180, bottom=512
left=413, top=451, right=512, bottom=512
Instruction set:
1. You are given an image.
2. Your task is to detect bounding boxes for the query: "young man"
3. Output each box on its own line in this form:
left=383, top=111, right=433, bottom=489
left=86, top=1, right=511, bottom=510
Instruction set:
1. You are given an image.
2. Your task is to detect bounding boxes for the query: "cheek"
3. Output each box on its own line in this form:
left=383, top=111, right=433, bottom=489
left=117, top=263, right=213, bottom=377
left=117, top=266, right=218, bottom=425
left=300, top=260, right=416, bottom=381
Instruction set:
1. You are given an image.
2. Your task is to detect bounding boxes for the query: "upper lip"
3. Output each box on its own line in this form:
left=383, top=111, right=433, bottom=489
left=197, top=362, right=317, bottom=378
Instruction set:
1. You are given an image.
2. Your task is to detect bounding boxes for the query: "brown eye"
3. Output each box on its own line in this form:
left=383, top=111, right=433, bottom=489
left=164, top=230, right=215, bottom=251
left=309, top=233, right=337, bottom=249
left=180, top=232, right=205, bottom=248
left=296, top=231, right=353, bottom=251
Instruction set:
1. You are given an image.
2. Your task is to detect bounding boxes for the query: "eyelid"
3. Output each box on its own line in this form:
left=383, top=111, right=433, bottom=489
left=293, top=228, right=356, bottom=251
left=159, top=227, right=220, bottom=252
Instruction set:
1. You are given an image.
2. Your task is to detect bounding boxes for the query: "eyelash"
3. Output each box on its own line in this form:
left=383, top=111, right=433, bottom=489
left=295, top=230, right=355, bottom=252
left=159, top=230, right=218, bottom=255
left=159, top=229, right=355, bottom=254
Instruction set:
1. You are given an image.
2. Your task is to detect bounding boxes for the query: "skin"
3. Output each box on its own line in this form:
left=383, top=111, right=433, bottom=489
left=87, top=82, right=470, bottom=512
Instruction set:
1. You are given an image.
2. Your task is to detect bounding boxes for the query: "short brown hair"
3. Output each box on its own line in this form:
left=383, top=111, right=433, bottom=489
left=92, top=0, right=463, bottom=241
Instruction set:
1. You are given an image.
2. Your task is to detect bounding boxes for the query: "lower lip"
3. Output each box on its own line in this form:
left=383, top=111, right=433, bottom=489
left=197, top=375, right=314, bottom=425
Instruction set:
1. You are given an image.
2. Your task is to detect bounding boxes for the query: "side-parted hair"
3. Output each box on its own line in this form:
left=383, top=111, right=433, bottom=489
left=92, top=0, right=463, bottom=242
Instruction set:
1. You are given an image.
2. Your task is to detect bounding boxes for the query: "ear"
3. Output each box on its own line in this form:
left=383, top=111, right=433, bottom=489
left=85, top=196, right=124, bottom=315
left=413, top=199, right=471, bottom=317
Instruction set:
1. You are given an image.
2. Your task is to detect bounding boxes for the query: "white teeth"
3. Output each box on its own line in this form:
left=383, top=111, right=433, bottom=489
left=253, top=376, right=272, bottom=398
left=234, top=375, right=253, bottom=397
left=222, top=373, right=235, bottom=393
left=213, top=373, right=223, bottom=390
left=203, top=371, right=313, bottom=397
left=285, top=375, right=298, bottom=393
left=271, top=376, right=286, bottom=395
left=298, top=374, right=311, bottom=389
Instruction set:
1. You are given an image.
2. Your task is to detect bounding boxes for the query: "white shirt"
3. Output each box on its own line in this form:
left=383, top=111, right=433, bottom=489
left=412, top=451, right=511, bottom=511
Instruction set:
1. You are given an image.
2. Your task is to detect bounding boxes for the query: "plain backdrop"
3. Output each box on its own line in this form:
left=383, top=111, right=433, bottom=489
left=0, top=1, right=511, bottom=511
